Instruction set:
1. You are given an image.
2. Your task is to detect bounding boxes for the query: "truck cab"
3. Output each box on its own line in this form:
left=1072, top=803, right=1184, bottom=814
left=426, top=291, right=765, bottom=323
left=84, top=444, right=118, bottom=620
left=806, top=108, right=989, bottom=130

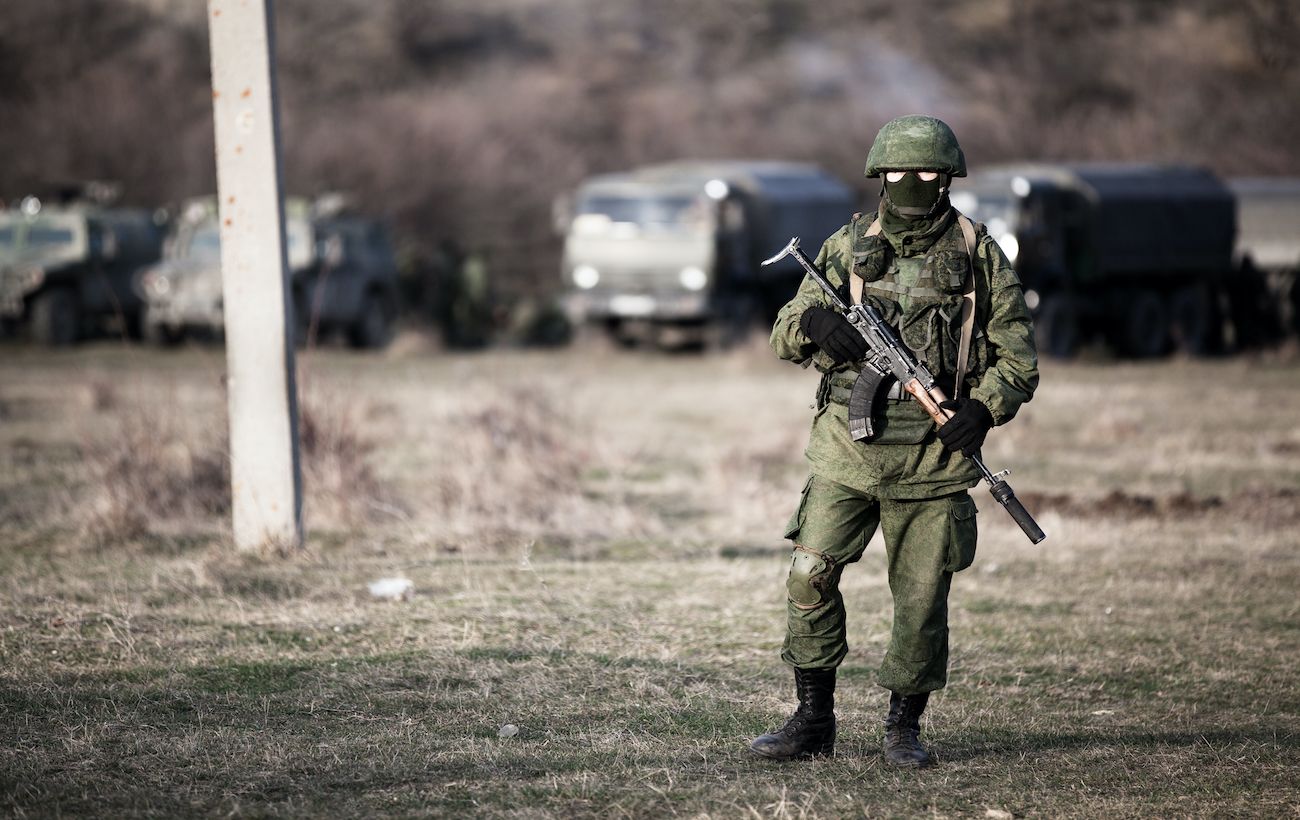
left=952, top=164, right=1235, bottom=357
left=560, top=161, right=854, bottom=346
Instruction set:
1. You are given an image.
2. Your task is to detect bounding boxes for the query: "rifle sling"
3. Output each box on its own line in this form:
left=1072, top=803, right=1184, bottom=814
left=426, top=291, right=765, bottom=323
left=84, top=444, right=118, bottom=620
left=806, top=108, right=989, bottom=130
left=955, top=213, right=977, bottom=395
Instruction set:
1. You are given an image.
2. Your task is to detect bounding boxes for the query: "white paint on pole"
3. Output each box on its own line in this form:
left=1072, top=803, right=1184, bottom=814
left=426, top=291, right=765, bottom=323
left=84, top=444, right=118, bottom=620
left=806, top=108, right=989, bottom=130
left=207, top=0, right=303, bottom=550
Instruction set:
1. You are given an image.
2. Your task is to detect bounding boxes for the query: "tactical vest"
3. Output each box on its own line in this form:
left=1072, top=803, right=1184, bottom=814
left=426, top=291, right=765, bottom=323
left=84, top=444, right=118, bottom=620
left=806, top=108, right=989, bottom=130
left=819, top=210, right=988, bottom=444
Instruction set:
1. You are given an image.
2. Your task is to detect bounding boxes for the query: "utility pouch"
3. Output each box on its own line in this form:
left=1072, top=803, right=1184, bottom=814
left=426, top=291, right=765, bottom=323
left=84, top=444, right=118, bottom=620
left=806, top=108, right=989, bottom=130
left=850, top=211, right=889, bottom=285
left=851, top=234, right=889, bottom=283
left=923, top=249, right=971, bottom=294
left=945, top=493, right=979, bottom=572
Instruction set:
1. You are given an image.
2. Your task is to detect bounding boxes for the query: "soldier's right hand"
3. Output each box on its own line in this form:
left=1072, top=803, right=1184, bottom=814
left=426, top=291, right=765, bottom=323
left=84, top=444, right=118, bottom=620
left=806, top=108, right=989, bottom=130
left=799, top=306, right=868, bottom=364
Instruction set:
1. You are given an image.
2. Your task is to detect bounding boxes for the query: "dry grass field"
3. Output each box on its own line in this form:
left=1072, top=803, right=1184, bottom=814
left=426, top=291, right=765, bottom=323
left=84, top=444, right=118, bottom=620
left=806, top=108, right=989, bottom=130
left=1, top=339, right=1298, bottom=818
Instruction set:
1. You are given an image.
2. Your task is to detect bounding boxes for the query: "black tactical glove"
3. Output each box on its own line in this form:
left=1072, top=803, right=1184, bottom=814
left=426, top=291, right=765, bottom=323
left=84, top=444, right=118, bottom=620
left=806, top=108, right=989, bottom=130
left=800, top=306, right=868, bottom=364
left=937, top=398, right=994, bottom=457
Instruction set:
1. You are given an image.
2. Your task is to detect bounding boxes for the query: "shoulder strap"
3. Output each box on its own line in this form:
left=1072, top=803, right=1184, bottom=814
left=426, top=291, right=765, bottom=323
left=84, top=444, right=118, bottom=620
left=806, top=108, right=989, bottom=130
left=954, top=213, right=978, bottom=394
left=849, top=216, right=883, bottom=306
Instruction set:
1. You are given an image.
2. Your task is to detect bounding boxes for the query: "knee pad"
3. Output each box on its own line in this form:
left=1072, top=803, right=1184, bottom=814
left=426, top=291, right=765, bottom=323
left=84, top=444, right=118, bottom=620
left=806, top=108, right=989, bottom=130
left=787, top=545, right=836, bottom=610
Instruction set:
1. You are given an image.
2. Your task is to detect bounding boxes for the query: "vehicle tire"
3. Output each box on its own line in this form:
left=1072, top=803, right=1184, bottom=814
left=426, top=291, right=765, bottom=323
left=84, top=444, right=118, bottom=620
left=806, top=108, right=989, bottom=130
left=348, top=290, right=394, bottom=350
left=1284, top=269, right=1300, bottom=337
left=1169, top=285, right=1214, bottom=356
left=29, top=288, right=80, bottom=346
left=704, top=296, right=759, bottom=352
left=141, top=306, right=183, bottom=346
left=1225, top=258, right=1281, bottom=348
left=143, top=319, right=183, bottom=347
left=1120, top=289, right=1169, bottom=358
left=1033, top=294, right=1079, bottom=359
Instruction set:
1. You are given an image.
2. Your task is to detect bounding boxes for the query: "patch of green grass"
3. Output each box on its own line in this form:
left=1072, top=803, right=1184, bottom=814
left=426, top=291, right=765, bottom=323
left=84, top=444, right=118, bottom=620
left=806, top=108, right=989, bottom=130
left=185, top=659, right=319, bottom=695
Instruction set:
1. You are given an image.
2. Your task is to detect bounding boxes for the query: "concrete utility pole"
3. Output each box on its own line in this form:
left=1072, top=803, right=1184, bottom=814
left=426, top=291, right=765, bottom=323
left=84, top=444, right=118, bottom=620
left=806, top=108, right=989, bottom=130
left=207, top=0, right=303, bottom=551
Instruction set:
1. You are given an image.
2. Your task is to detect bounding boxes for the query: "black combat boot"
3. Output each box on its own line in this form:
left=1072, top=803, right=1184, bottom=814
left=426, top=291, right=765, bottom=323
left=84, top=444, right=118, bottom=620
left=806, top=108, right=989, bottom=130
left=749, top=667, right=836, bottom=760
left=883, top=691, right=933, bottom=767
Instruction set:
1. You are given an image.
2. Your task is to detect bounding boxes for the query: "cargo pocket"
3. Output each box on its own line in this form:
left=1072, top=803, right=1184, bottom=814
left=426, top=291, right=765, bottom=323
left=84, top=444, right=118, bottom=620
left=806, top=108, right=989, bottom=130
left=945, top=493, right=979, bottom=573
left=783, top=475, right=815, bottom=540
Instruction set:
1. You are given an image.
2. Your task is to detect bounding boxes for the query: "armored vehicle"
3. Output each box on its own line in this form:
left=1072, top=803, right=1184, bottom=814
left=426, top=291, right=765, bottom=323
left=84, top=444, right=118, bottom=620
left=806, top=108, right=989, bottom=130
left=139, top=197, right=399, bottom=349
left=0, top=198, right=164, bottom=345
left=559, top=161, right=855, bottom=346
left=950, top=164, right=1236, bottom=357
left=1228, top=178, right=1300, bottom=339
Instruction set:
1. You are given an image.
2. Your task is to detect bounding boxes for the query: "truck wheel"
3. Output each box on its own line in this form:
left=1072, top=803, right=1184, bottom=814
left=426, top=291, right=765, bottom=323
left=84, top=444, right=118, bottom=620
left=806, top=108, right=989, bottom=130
left=1120, top=290, right=1169, bottom=358
left=1169, top=285, right=1214, bottom=356
left=348, top=290, right=394, bottom=350
left=143, top=319, right=183, bottom=347
left=1282, top=269, right=1300, bottom=337
left=704, top=296, right=759, bottom=352
left=1034, top=295, right=1079, bottom=359
left=1225, top=258, right=1281, bottom=348
left=30, top=288, right=80, bottom=346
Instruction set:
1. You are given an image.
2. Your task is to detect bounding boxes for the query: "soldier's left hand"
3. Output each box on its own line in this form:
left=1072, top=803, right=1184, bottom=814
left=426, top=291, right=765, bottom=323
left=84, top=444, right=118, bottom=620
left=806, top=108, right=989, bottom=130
left=937, top=398, right=993, bottom=456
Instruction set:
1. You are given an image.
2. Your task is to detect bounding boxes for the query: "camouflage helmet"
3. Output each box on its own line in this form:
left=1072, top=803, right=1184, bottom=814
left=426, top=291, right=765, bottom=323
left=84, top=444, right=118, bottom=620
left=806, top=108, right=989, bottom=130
left=864, top=115, right=966, bottom=178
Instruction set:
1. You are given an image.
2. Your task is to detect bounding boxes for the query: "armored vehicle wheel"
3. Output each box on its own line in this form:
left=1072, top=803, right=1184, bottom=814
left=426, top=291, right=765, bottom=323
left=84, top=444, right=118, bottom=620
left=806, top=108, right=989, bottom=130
left=143, top=319, right=184, bottom=347
left=1120, top=289, right=1169, bottom=358
left=1169, top=285, right=1214, bottom=356
left=349, top=290, right=394, bottom=350
left=30, top=288, right=80, bottom=346
left=1034, top=295, right=1079, bottom=359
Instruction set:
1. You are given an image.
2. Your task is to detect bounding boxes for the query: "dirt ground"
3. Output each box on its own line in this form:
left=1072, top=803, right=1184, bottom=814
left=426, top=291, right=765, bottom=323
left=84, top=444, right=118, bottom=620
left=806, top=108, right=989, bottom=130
left=1, top=339, right=1298, bottom=817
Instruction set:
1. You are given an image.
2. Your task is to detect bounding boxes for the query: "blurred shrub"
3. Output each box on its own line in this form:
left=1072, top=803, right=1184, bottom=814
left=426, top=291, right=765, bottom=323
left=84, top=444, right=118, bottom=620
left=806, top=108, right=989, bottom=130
left=79, top=390, right=390, bottom=544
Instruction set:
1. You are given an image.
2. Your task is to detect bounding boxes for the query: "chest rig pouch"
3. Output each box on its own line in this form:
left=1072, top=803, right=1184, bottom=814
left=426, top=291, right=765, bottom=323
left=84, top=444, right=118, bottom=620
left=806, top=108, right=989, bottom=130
left=832, top=211, right=979, bottom=445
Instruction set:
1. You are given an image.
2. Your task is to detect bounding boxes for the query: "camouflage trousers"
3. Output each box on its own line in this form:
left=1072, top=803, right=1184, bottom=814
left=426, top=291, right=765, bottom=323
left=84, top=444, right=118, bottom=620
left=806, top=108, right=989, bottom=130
left=780, top=473, right=978, bottom=694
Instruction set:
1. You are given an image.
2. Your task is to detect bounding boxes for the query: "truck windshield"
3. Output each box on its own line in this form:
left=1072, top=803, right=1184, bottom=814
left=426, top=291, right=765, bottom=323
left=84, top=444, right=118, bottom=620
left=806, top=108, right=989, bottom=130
left=176, top=220, right=309, bottom=268
left=0, top=215, right=83, bottom=261
left=574, top=194, right=709, bottom=235
left=183, top=225, right=222, bottom=263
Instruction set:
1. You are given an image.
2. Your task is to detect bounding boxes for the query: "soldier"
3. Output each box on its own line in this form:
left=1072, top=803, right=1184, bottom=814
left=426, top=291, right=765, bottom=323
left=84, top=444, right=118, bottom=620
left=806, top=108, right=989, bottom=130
left=750, top=115, right=1038, bottom=767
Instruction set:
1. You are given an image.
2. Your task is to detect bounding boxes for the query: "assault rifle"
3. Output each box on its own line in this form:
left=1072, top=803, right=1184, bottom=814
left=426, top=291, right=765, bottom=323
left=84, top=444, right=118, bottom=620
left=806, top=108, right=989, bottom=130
left=762, top=236, right=1046, bottom=544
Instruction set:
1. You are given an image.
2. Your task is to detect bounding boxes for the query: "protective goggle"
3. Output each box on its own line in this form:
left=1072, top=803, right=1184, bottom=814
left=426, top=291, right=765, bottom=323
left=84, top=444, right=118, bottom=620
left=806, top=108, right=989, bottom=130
left=884, top=171, right=940, bottom=183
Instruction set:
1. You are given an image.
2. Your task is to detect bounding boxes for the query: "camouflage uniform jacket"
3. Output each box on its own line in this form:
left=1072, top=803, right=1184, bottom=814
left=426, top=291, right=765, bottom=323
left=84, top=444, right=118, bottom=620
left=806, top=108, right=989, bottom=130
left=771, top=210, right=1039, bottom=499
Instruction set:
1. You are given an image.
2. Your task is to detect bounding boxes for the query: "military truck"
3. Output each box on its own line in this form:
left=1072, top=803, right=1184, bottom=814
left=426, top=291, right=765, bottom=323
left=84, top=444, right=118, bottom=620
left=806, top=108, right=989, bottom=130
left=558, top=161, right=856, bottom=346
left=949, top=164, right=1236, bottom=358
left=1227, top=177, right=1300, bottom=341
left=138, top=197, right=400, bottom=349
left=0, top=197, right=164, bottom=345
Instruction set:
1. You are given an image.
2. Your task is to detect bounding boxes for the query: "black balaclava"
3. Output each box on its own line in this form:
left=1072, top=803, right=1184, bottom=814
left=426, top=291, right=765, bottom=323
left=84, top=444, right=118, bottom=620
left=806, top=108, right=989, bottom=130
left=883, top=172, right=945, bottom=218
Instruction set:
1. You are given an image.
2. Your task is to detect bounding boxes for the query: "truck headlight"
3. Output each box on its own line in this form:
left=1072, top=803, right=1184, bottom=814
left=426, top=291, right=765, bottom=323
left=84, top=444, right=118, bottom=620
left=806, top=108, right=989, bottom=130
left=999, top=234, right=1019, bottom=264
left=21, top=267, right=45, bottom=290
left=678, top=266, right=707, bottom=291
left=142, top=271, right=171, bottom=297
left=572, top=265, right=599, bottom=289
